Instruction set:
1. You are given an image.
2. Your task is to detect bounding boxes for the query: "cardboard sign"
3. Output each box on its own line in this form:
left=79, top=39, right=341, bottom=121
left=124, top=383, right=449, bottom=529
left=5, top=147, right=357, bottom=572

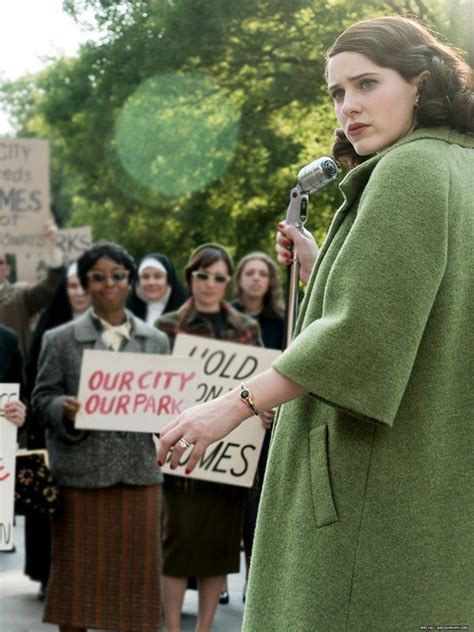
left=15, top=226, right=92, bottom=283
left=160, top=334, right=280, bottom=488
left=0, top=139, right=50, bottom=252
left=0, top=384, right=19, bottom=551
left=75, top=350, right=201, bottom=433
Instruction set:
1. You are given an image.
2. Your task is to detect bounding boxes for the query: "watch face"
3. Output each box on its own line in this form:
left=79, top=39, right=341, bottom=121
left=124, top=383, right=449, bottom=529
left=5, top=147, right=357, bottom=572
left=241, top=389, right=249, bottom=399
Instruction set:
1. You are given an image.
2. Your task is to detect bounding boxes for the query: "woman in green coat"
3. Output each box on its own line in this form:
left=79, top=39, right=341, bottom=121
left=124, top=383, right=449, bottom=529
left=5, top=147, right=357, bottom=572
left=157, top=16, right=474, bottom=631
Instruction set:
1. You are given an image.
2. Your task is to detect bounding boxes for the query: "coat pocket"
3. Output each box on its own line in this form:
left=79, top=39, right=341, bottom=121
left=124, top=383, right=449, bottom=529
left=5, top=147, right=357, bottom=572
left=309, top=424, right=339, bottom=527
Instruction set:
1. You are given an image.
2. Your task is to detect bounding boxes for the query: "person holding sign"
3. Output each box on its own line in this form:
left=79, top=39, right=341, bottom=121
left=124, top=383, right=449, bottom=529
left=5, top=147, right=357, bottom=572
left=32, top=242, right=169, bottom=632
left=128, top=252, right=188, bottom=325
left=23, top=261, right=91, bottom=600
left=157, top=16, right=474, bottom=632
left=156, top=243, right=262, bottom=632
left=0, top=218, right=64, bottom=357
left=0, top=325, right=26, bottom=427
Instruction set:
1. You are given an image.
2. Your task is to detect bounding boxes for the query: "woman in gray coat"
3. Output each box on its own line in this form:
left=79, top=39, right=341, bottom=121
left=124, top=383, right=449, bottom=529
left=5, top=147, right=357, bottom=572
left=32, top=242, right=169, bottom=632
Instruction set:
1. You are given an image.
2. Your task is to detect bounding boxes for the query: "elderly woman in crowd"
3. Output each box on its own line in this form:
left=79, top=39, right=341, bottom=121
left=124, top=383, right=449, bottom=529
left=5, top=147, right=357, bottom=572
left=32, top=241, right=169, bottom=632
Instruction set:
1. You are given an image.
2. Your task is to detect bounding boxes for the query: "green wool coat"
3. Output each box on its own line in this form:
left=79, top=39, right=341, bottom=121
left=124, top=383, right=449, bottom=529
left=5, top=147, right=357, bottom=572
left=243, top=128, right=474, bottom=632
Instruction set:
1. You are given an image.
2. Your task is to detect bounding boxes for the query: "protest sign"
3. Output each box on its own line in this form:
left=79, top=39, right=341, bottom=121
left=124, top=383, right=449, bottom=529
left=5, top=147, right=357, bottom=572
left=15, top=226, right=92, bottom=282
left=160, top=334, right=280, bottom=488
left=75, top=350, right=201, bottom=433
left=0, top=383, right=19, bottom=551
left=0, top=139, right=49, bottom=253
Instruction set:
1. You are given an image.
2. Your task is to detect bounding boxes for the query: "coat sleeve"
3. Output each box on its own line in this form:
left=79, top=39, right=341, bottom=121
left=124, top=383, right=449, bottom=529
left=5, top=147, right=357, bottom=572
left=31, top=331, right=87, bottom=442
left=21, top=267, right=64, bottom=319
left=273, top=143, right=449, bottom=426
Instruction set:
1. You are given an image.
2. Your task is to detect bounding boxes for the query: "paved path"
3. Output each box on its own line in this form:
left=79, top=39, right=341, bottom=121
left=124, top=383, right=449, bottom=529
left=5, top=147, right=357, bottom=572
left=0, top=518, right=245, bottom=632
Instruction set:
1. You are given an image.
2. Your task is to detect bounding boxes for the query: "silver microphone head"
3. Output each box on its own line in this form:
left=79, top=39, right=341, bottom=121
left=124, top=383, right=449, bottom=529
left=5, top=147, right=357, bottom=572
left=297, top=157, right=338, bottom=194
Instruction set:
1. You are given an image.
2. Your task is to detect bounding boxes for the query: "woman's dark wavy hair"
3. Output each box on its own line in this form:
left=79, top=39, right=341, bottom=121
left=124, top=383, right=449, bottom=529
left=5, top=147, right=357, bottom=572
left=326, top=16, right=473, bottom=168
left=77, top=241, right=137, bottom=289
left=234, top=252, right=285, bottom=319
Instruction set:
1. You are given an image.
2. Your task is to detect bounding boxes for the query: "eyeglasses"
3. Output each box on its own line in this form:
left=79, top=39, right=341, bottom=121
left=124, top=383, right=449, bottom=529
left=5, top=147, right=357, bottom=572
left=86, top=270, right=130, bottom=284
left=192, top=271, right=230, bottom=284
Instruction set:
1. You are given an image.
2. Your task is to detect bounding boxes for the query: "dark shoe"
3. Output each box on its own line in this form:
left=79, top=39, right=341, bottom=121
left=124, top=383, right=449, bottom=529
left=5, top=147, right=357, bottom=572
left=219, top=590, right=229, bottom=605
left=38, top=582, right=47, bottom=601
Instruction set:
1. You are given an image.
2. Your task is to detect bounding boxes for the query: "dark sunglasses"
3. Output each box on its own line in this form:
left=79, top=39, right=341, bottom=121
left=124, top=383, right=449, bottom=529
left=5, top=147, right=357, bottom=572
left=192, top=270, right=230, bottom=284
left=86, top=270, right=130, bottom=284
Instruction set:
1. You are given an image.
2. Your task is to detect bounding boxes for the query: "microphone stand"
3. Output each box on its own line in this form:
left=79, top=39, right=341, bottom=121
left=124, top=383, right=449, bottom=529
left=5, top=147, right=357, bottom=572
left=283, top=185, right=308, bottom=349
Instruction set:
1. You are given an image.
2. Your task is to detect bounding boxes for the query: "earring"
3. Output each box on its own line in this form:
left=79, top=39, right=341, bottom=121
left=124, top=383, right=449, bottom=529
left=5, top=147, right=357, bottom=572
left=414, top=94, right=420, bottom=110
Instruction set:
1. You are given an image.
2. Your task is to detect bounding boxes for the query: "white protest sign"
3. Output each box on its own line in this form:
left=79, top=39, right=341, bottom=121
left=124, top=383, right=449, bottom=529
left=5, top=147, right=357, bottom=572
left=0, top=139, right=50, bottom=252
left=0, top=384, right=19, bottom=551
left=160, top=334, right=280, bottom=488
left=15, top=226, right=93, bottom=283
left=75, top=350, right=201, bottom=433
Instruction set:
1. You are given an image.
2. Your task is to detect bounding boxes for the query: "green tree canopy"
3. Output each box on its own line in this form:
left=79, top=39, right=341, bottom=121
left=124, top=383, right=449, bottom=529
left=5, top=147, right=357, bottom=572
left=1, top=0, right=472, bottom=271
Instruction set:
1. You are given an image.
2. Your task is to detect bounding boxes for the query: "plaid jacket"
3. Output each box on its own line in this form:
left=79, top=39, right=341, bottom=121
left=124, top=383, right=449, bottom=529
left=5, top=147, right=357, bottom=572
left=156, top=298, right=262, bottom=350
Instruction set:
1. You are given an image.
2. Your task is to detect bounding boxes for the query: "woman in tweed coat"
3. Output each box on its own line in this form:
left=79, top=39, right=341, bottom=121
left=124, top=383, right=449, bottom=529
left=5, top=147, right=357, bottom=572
left=32, top=242, right=169, bottom=632
left=157, top=17, right=474, bottom=632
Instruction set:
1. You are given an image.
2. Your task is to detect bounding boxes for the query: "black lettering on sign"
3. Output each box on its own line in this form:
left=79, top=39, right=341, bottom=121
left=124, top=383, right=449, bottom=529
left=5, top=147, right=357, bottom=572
left=0, top=188, right=42, bottom=213
left=212, top=442, right=239, bottom=473
left=199, top=442, right=223, bottom=470
left=231, top=444, right=256, bottom=477
left=204, top=350, right=225, bottom=376
left=234, top=356, right=258, bottom=380
left=195, top=383, right=224, bottom=403
left=0, top=523, right=12, bottom=546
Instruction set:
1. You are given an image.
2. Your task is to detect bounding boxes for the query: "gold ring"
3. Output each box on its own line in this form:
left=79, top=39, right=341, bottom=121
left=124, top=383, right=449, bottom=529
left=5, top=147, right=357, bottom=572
left=178, top=437, right=191, bottom=450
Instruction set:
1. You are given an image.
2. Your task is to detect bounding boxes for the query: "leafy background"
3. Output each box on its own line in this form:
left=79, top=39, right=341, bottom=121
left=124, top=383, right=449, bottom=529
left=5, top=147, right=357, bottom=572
left=1, top=0, right=472, bottom=273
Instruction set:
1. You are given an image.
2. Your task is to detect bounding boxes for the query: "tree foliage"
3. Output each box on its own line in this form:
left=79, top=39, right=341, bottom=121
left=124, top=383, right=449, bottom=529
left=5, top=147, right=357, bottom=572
left=1, top=0, right=471, bottom=270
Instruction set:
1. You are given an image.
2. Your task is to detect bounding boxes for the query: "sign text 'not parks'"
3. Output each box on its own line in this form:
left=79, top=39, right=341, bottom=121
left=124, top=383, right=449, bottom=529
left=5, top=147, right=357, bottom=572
left=0, top=139, right=49, bottom=253
left=75, top=350, right=200, bottom=433
left=160, top=334, right=280, bottom=488
left=0, top=383, right=19, bottom=551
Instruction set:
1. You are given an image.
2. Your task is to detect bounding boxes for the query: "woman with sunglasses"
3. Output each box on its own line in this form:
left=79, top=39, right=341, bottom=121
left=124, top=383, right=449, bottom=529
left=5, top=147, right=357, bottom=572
left=128, top=252, right=188, bottom=325
left=157, top=16, right=474, bottom=631
left=32, top=241, right=169, bottom=632
left=156, top=243, right=262, bottom=632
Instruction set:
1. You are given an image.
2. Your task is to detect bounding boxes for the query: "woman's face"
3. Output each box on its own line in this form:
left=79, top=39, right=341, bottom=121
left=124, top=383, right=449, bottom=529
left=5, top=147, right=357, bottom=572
left=191, top=259, right=230, bottom=312
left=139, top=266, right=168, bottom=301
left=327, top=52, right=419, bottom=155
left=85, top=257, right=130, bottom=318
left=239, top=259, right=270, bottom=300
left=67, top=274, right=90, bottom=314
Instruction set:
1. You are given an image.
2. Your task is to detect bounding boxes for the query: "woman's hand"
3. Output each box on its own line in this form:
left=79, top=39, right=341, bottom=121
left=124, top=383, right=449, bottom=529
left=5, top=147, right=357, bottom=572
left=276, top=221, right=319, bottom=284
left=157, top=394, right=247, bottom=473
left=63, top=397, right=81, bottom=424
left=3, top=400, right=26, bottom=428
left=259, top=409, right=276, bottom=430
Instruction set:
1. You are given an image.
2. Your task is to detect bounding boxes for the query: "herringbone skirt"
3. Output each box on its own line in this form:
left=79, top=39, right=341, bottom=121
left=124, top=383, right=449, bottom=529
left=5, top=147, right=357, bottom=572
left=44, top=484, right=161, bottom=631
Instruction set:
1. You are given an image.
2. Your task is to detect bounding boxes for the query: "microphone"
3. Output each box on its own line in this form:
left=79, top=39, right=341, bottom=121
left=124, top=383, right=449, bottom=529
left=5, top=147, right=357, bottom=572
left=283, top=156, right=338, bottom=348
left=297, top=157, right=338, bottom=194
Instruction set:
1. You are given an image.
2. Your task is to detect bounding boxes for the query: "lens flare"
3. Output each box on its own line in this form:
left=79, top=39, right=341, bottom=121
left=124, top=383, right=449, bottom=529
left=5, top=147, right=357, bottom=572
left=115, top=73, right=241, bottom=198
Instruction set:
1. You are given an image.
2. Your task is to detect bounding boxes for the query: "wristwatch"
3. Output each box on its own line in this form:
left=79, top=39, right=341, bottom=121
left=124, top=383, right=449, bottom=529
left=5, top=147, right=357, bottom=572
left=240, top=383, right=259, bottom=416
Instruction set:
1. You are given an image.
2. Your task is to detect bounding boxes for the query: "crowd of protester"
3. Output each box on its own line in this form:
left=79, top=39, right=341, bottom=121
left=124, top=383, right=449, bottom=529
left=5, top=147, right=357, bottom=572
left=1, top=236, right=285, bottom=632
